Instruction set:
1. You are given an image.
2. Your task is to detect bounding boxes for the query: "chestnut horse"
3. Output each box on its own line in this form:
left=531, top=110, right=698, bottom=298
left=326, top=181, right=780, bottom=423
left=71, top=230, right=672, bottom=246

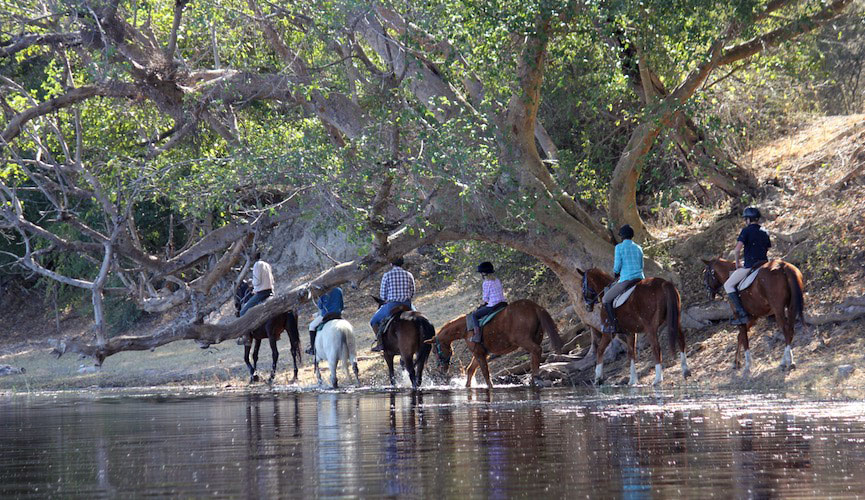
left=372, top=296, right=435, bottom=390
left=578, top=268, right=689, bottom=386
left=701, top=258, right=805, bottom=374
left=427, top=299, right=564, bottom=389
left=234, top=281, right=301, bottom=383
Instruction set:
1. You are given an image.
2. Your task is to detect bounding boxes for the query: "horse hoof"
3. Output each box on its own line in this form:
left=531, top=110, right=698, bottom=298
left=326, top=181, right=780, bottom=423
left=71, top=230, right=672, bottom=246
left=742, top=369, right=751, bottom=378
left=789, top=363, right=796, bottom=371
left=683, top=368, right=692, bottom=379
left=594, top=378, right=604, bottom=386
left=250, top=375, right=259, bottom=383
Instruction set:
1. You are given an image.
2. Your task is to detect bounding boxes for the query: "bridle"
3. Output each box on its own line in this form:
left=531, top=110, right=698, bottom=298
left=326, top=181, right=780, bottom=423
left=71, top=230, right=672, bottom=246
left=432, top=336, right=451, bottom=370
left=582, top=272, right=599, bottom=310
left=703, top=264, right=720, bottom=300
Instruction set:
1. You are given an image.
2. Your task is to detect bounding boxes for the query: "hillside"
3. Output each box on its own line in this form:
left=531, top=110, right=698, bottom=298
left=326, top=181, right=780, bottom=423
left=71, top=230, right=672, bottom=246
left=1, top=114, right=864, bottom=393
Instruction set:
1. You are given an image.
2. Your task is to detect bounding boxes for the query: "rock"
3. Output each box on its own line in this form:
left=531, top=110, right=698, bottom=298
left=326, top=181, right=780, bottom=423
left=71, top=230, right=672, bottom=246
left=77, top=364, right=100, bottom=374
left=0, top=365, right=25, bottom=376
left=838, top=364, right=855, bottom=378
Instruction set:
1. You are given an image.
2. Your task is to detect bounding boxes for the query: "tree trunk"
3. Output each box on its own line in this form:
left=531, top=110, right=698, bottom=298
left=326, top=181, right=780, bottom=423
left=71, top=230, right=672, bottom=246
left=608, top=122, right=662, bottom=241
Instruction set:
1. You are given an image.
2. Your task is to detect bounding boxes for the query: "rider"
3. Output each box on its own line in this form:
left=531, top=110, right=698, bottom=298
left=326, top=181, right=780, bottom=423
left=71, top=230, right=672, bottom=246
left=602, top=224, right=644, bottom=334
left=724, top=206, right=771, bottom=325
left=238, top=252, right=274, bottom=317
left=470, top=261, right=506, bottom=343
left=370, top=257, right=415, bottom=352
left=305, top=286, right=344, bottom=356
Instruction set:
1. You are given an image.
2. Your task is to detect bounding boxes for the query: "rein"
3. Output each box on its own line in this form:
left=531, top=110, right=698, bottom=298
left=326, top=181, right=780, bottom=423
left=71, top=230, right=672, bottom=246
left=432, top=336, right=450, bottom=368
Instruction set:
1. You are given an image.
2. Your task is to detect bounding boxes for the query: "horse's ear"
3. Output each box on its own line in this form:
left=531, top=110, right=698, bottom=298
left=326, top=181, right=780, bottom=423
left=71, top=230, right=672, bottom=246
left=575, top=268, right=584, bottom=277
left=700, top=258, right=711, bottom=265
left=423, top=338, right=435, bottom=344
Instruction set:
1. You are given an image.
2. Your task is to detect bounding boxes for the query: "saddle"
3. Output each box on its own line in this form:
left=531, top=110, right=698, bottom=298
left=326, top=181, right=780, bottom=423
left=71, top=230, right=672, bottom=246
left=315, top=312, right=342, bottom=332
left=379, top=307, right=407, bottom=335
left=737, top=260, right=769, bottom=292
left=612, top=285, right=638, bottom=309
left=465, top=302, right=508, bottom=331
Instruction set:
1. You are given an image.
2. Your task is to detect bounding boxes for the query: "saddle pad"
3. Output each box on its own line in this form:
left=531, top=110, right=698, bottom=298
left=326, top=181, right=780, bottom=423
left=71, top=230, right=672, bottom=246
left=480, top=304, right=507, bottom=327
left=613, top=285, right=638, bottom=309
left=737, top=268, right=762, bottom=291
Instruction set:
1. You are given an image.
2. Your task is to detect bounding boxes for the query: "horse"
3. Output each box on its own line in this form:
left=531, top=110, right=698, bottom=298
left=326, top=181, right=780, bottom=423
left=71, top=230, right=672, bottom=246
left=234, top=281, right=302, bottom=384
left=372, top=296, right=435, bottom=390
left=701, top=258, right=805, bottom=374
left=426, top=299, right=564, bottom=389
left=578, top=268, right=689, bottom=386
left=313, top=318, right=360, bottom=388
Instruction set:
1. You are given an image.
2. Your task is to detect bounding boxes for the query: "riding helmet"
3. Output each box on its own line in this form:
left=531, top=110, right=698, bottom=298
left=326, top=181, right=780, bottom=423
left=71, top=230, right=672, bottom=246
left=742, top=206, right=761, bottom=220
left=477, top=261, right=495, bottom=274
left=618, top=224, right=635, bottom=240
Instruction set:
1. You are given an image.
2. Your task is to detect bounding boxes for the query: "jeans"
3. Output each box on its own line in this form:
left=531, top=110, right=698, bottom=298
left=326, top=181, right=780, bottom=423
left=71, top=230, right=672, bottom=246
left=238, top=289, right=272, bottom=317
left=370, top=301, right=412, bottom=331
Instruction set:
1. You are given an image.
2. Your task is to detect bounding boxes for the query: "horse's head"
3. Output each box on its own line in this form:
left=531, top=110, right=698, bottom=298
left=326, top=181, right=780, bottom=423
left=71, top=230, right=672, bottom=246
left=234, top=281, right=250, bottom=316
left=580, top=268, right=612, bottom=312
left=701, top=258, right=728, bottom=300
left=425, top=321, right=457, bottom=376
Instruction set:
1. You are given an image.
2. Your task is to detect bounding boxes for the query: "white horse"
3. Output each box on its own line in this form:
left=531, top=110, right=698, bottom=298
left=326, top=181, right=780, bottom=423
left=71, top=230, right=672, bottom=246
left=314, top=319, right=360, bottom=388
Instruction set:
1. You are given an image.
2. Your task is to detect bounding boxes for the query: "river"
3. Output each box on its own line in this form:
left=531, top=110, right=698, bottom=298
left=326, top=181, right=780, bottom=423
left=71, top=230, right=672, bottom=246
left=2, top=386, right=865, bottom=498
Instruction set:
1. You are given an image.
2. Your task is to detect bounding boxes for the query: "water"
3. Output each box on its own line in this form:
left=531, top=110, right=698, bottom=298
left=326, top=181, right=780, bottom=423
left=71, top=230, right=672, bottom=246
left=3, top=387, right=865, bottom=498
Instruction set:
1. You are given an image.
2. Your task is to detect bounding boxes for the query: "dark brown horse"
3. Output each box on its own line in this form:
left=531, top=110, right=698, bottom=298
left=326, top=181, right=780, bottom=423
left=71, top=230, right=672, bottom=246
left=578, top=268, right=689, bottom=386
left=701, top=258, right=805, bottom=374
left=372, top=296, right=435, bottom=390
left=235, top=281, right=301, bottom=383
left=427, top=299, right=564, bottom=389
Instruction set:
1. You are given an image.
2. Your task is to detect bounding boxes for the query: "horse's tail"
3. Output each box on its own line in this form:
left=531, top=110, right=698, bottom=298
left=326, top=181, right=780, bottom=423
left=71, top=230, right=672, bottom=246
left=784, top=263, right=806, bottom=329
left=415, top=315, right=436, bottom=344
left=537, top=305, right=564, bottom=354
left=343, top=321, right=357, bottom=365
left=663, top=281, right=684, bottom=357
left=286, top=310, right=301, bottom=357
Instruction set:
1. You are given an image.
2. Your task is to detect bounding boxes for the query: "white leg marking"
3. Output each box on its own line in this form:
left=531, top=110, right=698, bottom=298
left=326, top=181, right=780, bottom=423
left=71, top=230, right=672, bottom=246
left=653, top=363, right=663, bottom=386
left=743, top=350, right=752, bottom=375
left=629, top=360, right=638, bottom=386
left=594, top=363, right=604, bottom=384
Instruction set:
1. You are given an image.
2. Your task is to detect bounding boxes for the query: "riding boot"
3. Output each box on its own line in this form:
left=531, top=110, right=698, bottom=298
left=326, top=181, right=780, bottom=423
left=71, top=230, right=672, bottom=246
left=305, top=330, right=316, bottom=356
left=371, top=326, right=384, bottom=352
left=471, top=326, right=482, bottom=344
left=726, top=292, right=750, bottom=325
left=603, top=301, right=619, bottom=334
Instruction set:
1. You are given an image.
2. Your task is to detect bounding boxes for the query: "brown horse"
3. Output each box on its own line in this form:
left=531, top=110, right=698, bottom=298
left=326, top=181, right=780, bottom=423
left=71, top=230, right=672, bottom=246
left=426, top=299, right=564, bottom=388
left=235, top=281, right=301, bottom=383
left=578, top=268, right=689, bottom=386
left=372, top=296, right=435, bottom=390
left=701, top=258, right=805, bottom=374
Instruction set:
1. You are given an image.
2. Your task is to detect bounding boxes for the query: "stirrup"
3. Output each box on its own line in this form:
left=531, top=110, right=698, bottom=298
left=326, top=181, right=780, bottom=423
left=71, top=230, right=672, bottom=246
left=305, top=346, right=315, bottom=356
left=730, top=315, right=749, bottom=326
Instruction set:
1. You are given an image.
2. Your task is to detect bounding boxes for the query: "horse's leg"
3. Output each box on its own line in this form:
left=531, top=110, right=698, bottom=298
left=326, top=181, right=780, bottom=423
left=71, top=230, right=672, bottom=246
left=775, top=301, right=796, bottom=371
left=251, top=339, right=262, bottom=383
left=514, top=336, right=543, bottom=387
left=476, top=354, right=493, bottom=389
left=646, top=328, right=663, bottom=386
left=243, top=341, right=254, bottom=382
left=625, top=334, right=638, bottom=386
left=268, top=333, right=279, bottom=384
left=465, top=357, right=479, bottom=388
left=738, top=325, right=752, bottom=376
left=385, top=354, right=396, bottom=386
left=594, top=331, right=612, bottom=385
left=404, top=352, right=418, bottom=391
left=415, top=345, right=430, bottom=388
left=314, top=357, right=323, bottom=386
left=329, top=351, right=339, bottom=389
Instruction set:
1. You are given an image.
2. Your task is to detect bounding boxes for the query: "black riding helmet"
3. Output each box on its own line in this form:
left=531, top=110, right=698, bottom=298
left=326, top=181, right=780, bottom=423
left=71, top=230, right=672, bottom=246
left=477, top=261, right=495, bottom=274
left=618, top=224, right=635, bottom=240
left=742, top=206, right=761, bottom=220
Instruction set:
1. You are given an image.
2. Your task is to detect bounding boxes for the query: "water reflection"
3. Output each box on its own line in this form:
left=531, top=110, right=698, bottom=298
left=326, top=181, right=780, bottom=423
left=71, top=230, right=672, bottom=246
left=2, top=390, right=865, bottom=497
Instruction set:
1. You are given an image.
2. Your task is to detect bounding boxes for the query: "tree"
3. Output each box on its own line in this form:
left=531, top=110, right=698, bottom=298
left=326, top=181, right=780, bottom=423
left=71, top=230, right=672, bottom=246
left=0, top=0, right=853, bottom=363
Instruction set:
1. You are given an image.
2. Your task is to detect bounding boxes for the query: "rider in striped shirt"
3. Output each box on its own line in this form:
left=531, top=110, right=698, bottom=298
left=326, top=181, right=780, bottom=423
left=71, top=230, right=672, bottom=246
left=470, top=261, right=506, bottom=343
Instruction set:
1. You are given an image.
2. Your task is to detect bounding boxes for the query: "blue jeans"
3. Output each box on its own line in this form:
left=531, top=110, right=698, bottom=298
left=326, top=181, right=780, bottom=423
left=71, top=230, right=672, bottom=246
left=238, top=289, right=272, bottom=317
left=370, top=301, right=412, bottom=331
